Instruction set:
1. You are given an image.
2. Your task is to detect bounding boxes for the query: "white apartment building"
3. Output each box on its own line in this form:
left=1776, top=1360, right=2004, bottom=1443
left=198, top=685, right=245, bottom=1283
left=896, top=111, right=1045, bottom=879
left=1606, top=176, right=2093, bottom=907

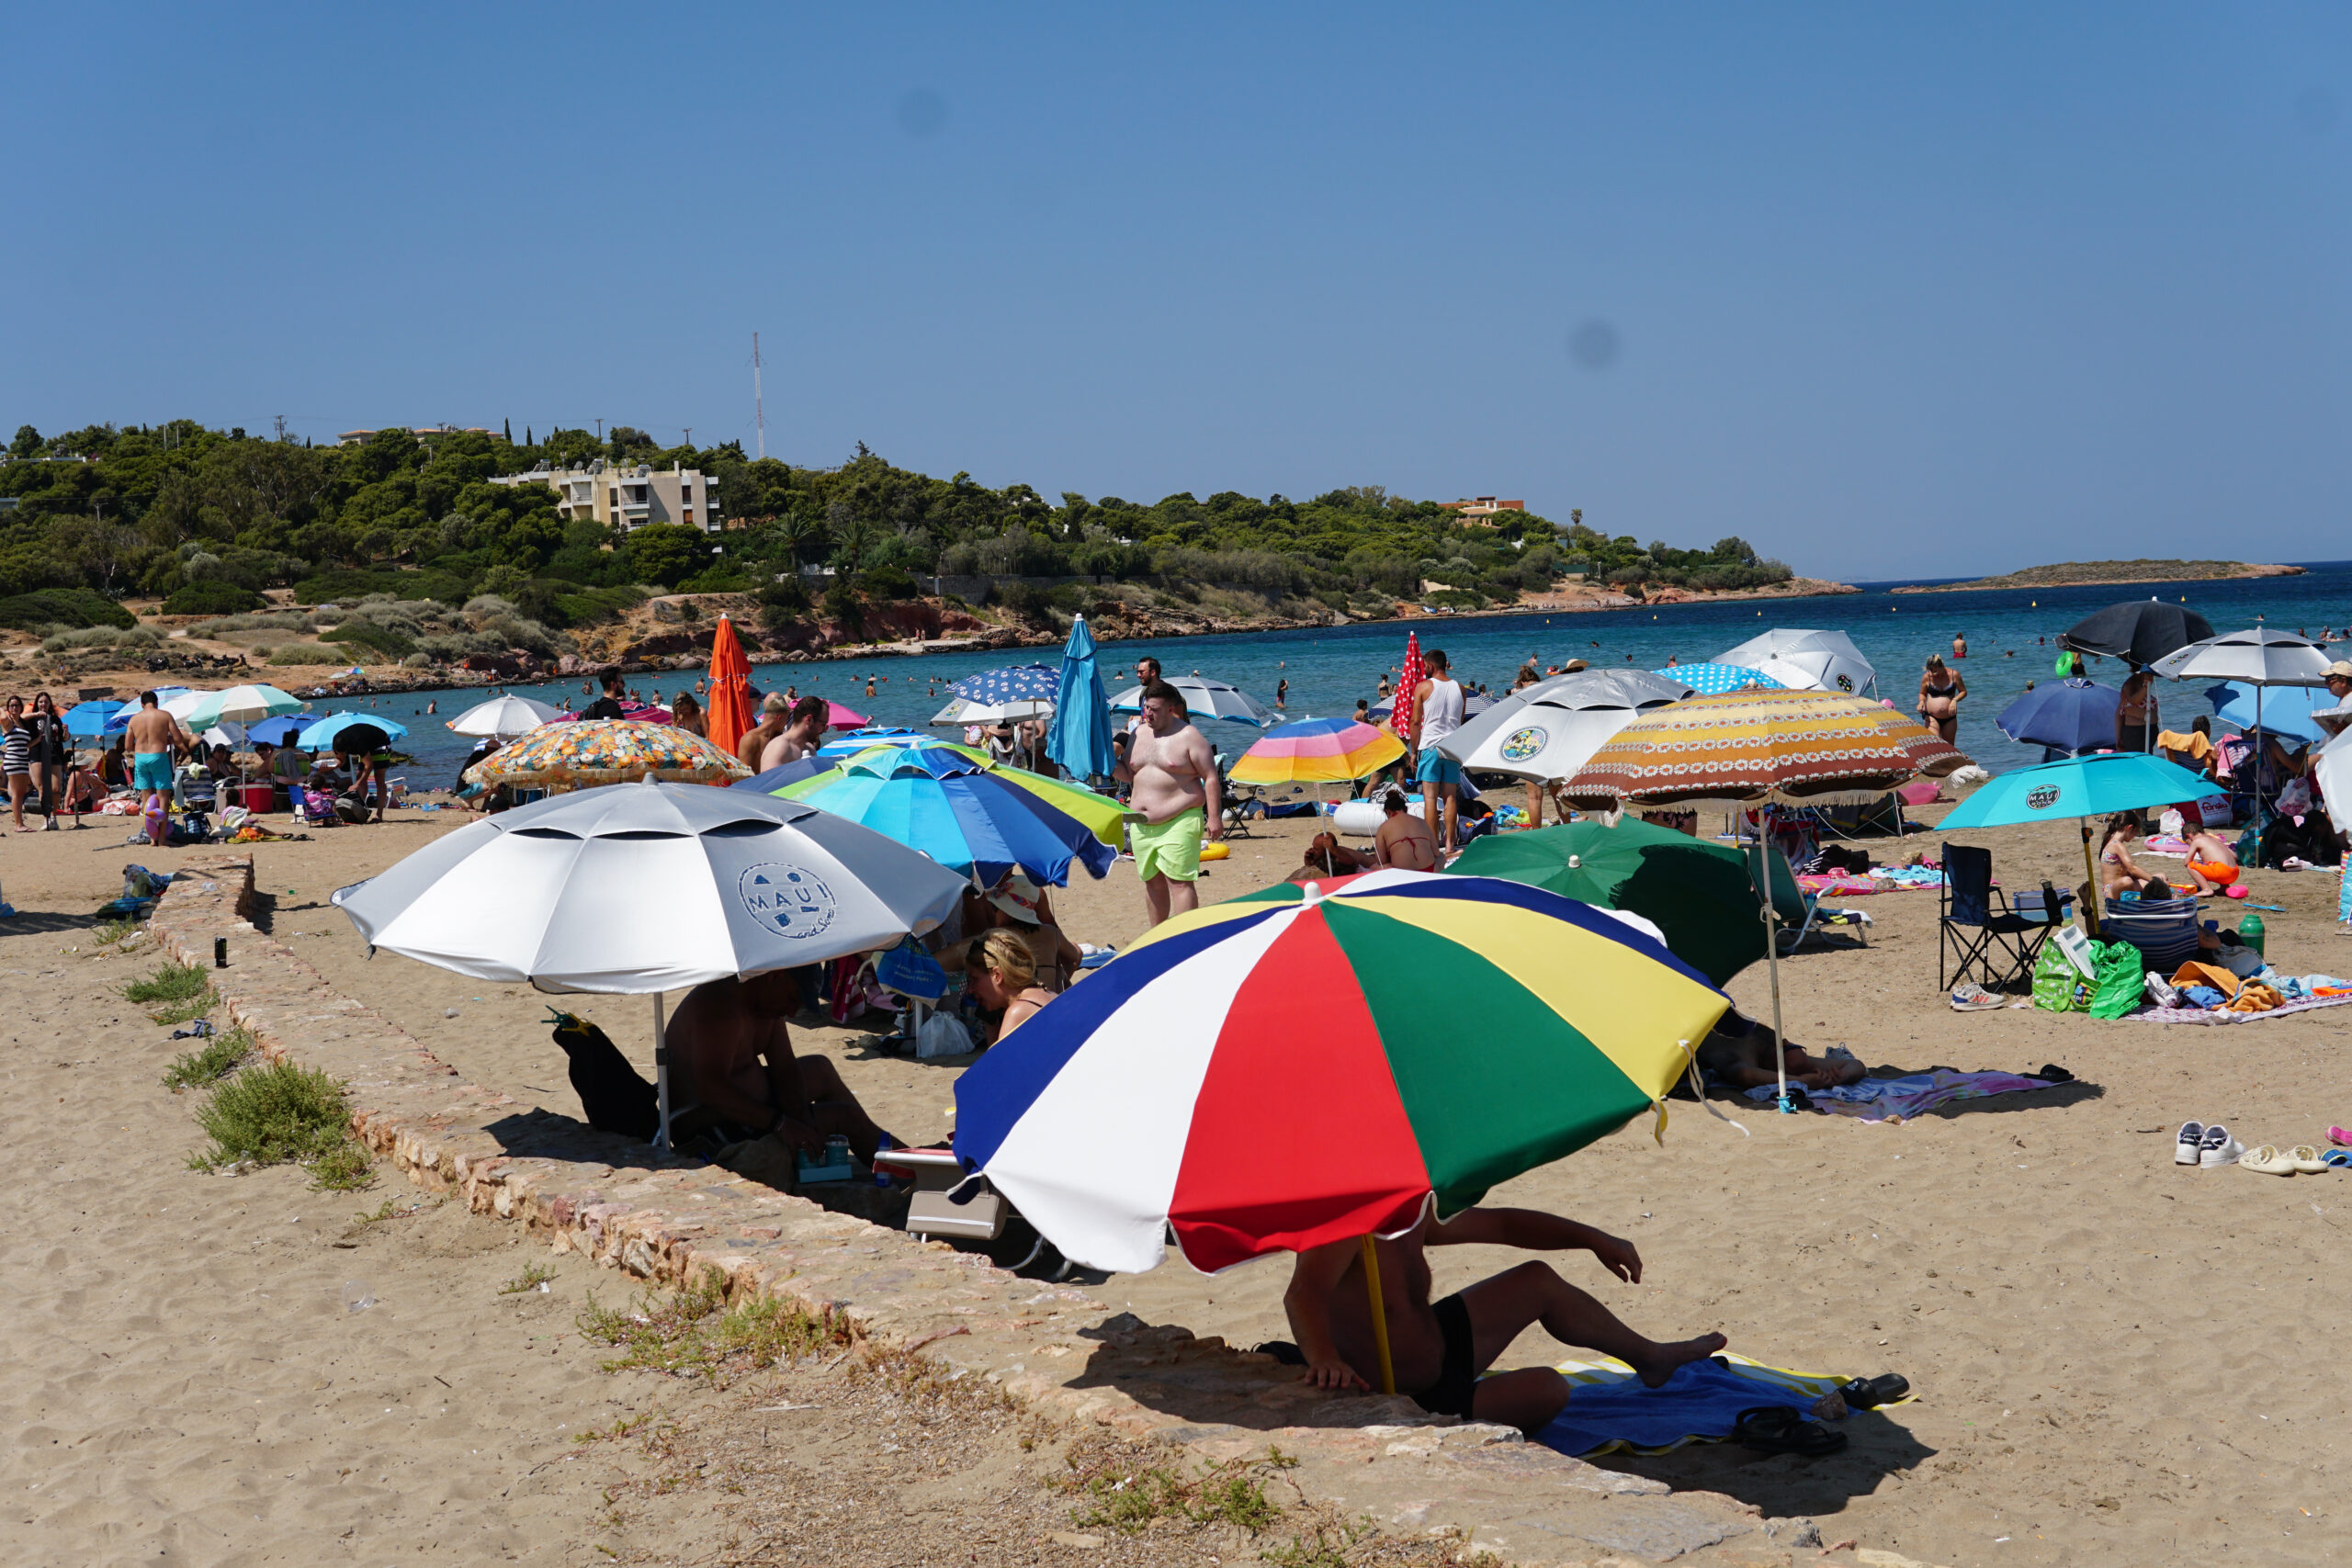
left=489, top=460, right=722, bottom=534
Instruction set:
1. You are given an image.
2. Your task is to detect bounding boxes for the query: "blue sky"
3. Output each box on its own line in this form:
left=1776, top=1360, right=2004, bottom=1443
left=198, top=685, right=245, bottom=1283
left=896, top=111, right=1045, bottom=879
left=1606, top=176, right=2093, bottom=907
left=6, top=5, right=2347, bottom=577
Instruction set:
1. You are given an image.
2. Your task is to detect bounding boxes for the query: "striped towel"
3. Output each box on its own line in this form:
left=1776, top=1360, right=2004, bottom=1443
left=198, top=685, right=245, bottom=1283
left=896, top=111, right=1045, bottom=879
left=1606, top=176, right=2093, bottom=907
left=1532, top=1351, right=1913, bottom=1457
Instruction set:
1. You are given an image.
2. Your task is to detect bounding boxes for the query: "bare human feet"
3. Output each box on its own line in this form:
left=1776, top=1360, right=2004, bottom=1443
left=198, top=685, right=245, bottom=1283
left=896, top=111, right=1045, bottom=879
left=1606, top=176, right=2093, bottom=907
left=1632, top=1330, right=1730, bottom=1389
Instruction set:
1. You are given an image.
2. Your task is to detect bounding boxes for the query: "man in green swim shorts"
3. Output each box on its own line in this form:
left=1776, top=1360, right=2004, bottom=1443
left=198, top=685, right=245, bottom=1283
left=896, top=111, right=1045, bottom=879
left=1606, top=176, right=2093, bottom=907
left=1115, top=681, right=1222, bottom=928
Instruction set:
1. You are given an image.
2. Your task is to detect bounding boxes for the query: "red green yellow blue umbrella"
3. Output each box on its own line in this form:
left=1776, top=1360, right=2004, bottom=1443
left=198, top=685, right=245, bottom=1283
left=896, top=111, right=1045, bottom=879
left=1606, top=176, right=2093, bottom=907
left=1228, top=716, right=1405, bottom=786
left=951, top=867, right=1730, bottom=1278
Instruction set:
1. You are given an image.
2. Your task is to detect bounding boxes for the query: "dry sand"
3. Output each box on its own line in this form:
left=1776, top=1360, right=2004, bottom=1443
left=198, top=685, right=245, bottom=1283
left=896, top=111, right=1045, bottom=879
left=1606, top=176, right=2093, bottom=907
left=7, top=795, right=2352, bottom=1564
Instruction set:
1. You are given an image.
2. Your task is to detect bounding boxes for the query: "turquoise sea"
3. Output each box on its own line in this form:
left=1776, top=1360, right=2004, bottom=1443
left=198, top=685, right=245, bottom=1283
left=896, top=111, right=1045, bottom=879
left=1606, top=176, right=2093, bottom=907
left=355, top=561, right=2352, bottom=788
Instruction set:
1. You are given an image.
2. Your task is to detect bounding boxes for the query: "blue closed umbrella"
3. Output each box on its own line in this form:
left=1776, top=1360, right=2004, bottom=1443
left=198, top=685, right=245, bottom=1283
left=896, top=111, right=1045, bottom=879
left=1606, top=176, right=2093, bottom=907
left=1660, top=662, right=1783, bottom=696
left=2205, top=682, right=2334, bottom=745
left=1046, top=614, right=1116, bottom=782
left=300, top=712, right=411, bottom=750
left=1995, top=678, right=2120, bottom=755
left=63, top=701, right=122, bottom=738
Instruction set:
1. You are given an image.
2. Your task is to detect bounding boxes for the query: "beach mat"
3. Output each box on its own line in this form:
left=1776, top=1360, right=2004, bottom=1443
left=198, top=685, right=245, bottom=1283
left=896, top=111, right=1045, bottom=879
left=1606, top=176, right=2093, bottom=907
left=1741, top=1068, right=2059, bottom=1121
left=1533, top=1352, right=1914, bottom=1458
left=2125, top=993, right=2352, bottom=1026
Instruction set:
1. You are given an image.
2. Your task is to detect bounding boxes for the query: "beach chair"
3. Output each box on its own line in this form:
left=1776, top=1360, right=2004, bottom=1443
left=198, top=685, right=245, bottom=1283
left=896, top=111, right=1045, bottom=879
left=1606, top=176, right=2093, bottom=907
left=1747, top=840, right=1873, bottom=953
left=1938, top=843, right=2069, bottom=993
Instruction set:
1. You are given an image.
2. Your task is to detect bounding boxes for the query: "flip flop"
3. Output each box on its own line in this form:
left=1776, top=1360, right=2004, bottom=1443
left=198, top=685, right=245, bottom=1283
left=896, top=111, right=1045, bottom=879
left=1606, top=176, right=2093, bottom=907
left=2240, top=1145, right=2298, bottom=1176
left=2330, top=1127, right=2352, bottom=1147
left=2290, top=1145, right=2329, bottom=1174
left=1730, top=1404, right=1849, bottom=1457
left=2323, top=1149, right=2352, bottom=1170
left=1835, top=1373, right=1911, bottom=1410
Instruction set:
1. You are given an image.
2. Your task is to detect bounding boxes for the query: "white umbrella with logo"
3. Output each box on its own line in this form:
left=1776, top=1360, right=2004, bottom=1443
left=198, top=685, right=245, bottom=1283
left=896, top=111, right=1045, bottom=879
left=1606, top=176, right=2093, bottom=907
left=1717, top=629, right=1878, bottom=698
left=331, top=781, right=968, bottom=1149
left=1434, top=669, right=1695, bottom=780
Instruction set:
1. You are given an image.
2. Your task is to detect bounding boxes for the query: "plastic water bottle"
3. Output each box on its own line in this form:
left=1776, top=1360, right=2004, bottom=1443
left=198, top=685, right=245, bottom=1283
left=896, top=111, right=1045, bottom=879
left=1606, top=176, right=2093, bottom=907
left=872, top=1134, right=893, bottom=1187
left=2238, top=912, right=2265, bottom=958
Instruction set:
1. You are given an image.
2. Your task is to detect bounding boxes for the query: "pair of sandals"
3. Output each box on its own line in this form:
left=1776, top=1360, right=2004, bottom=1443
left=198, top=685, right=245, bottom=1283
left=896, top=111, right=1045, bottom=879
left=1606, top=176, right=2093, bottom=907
left=2241, top=1144, right=2346, bottom=1176
left=1730, top=1374, right=1909, bottom=1458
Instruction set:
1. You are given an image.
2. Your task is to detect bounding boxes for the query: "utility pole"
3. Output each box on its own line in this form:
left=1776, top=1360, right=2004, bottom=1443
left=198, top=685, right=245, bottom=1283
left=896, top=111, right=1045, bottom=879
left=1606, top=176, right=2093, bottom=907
left=595, top=418, right=605, bottom=442
left=752, top=332, right=765, bottom=460
left=681, top=427, right=692, bottom=448
left=273, top=414, right=288, bottom=442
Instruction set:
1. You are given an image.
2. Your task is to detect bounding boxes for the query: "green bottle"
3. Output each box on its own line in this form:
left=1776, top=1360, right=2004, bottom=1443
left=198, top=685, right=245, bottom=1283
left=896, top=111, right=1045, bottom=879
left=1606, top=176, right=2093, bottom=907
left=2238, top=912, right=2265, bottom=958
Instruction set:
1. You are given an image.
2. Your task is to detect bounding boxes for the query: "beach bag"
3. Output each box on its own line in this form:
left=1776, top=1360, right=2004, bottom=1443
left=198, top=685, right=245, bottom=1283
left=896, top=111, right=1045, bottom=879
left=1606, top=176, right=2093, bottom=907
left=2088, top=940, right=2146, bottom=1020
left=2198, top=795, right=2233, bottom=828
left=2032, top=942, right=2089, bottom=1012
left=549, top=1011, right=659, bottom=1141
left=915, top=1012, right=973, bottom=1060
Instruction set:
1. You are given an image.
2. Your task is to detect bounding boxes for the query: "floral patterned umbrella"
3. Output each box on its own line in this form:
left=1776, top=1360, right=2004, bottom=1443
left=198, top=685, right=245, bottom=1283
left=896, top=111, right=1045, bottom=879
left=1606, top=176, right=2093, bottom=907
left=1561, top=689, right=1971, bottom=811
left=462, top=720, right=751, bottom=789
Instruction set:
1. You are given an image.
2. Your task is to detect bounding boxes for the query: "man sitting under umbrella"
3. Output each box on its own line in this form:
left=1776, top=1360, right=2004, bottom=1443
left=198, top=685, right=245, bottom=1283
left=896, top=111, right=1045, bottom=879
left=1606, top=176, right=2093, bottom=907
left=1283, top=1206, right=1727, bottom=1433
left=665, top=970, right=897, bottom=1164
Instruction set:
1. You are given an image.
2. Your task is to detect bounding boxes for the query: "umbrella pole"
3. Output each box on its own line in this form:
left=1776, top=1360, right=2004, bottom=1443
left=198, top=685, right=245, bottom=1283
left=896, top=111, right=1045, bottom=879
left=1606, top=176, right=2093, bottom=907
left=1358, top=1235, right=1396, bottom=1396
left=1752, top=847, right=1792, bottom=1114
left=651, top=993, right=673, bottom=1153
left=2254, top=685, right=2265, bottom=866
left=2078, top=820, right=2102, bottom=940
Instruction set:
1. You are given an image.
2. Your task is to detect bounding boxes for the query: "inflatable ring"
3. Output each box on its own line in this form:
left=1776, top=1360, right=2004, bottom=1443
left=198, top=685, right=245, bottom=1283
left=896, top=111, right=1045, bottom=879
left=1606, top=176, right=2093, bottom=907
left=1199, top=840, right=1231, bottom=862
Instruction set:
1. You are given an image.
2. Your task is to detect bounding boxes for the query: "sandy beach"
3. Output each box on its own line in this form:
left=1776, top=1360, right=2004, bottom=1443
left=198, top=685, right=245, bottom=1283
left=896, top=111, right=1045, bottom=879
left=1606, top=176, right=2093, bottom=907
left=6, top=789, right=2351, bottom=1565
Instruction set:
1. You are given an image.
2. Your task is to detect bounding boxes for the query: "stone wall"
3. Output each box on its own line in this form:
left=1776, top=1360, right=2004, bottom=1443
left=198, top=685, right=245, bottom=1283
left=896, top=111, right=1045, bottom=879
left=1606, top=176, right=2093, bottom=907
left=146, top=856, right=1779, bottom=1564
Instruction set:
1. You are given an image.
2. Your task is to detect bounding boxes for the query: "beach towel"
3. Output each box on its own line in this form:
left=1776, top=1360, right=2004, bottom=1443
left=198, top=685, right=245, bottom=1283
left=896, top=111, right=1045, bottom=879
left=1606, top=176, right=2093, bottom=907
left=1795, top=873, right=1877, bottom=897
left=1533, top=1352, right=1915, bottom=1458
left=2127, top=992, right=2352, bottom=1025
left=1867, top=864, right=1949, bottom=890
left=1740, top=1069, right=2060, bottom=1122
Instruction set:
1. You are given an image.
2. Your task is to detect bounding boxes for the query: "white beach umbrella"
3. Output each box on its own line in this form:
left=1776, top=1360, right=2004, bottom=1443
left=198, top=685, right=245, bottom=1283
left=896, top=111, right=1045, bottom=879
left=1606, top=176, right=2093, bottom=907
left=178, top=683, right=306, bottom=730
left=2152, top=629, right=2333, bottom=860
left=1754, top=649, right=1878, bottom=699
left=2314, top=725, right=2352, bottom=840
left=1108, top=675, right=1275, bottom=727
left=446, top=694, right=563, bottom=738
left=1435, top=669, right=1694, bottom=780
left=2150, top=627, right=2333, bottom=686
left=933, top=696, right=1055, bottom=726
left=331, top=782, right=969, bottom=1149
left=199, top=722, right=248, bottom=750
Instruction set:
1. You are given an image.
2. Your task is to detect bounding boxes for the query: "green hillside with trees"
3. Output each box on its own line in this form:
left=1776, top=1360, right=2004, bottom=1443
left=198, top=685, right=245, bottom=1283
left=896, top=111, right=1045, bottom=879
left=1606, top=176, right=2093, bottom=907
left=0, top=421, right=1792, bottom=640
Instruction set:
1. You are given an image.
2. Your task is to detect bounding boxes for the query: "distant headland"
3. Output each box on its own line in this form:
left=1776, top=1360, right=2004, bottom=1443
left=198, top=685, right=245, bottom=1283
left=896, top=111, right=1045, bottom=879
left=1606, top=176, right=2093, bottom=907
left=1890, top=559, right=2306, bottom=594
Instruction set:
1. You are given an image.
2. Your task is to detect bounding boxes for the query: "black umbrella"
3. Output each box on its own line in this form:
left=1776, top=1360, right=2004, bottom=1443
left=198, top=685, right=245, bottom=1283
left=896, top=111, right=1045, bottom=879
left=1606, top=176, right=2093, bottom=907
left=2061, top=601, right=2215, bottom=667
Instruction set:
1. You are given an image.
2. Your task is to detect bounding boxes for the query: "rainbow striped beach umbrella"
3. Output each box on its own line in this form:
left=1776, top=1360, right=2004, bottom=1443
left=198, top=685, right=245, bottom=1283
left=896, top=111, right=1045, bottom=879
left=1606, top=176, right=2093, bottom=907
left=953, top=869, right=1730, bottom=1276
left=1228, top=716, right=1405, bottom=787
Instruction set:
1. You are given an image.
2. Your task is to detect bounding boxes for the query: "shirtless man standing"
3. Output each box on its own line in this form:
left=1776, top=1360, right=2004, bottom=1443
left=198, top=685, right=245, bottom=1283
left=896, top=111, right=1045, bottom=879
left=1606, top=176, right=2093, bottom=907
left=123, top=691, right=191, bottom=845
left=1114, top=681, right=1222, bottom=926
left=665, top=971, right=893, bottom=1159
left=759, top=696, right=828, bottom=772
left=735, top=693, right=791, bottom=771
left=1283, top=1205, right=1726, bottom=1433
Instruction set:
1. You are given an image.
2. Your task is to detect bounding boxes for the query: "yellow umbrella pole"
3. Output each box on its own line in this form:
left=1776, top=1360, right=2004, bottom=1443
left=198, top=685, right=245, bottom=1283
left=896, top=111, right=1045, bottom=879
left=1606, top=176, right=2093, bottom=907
left=1359, top=1235, right=1396, bottom=1395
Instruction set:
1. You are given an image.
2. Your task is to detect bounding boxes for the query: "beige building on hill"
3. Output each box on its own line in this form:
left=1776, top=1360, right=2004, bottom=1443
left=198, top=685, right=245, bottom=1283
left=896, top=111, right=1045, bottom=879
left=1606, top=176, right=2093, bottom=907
left=1442, top=495, right=1525, bottom=525
left=489, top=460, right=722, bottom=534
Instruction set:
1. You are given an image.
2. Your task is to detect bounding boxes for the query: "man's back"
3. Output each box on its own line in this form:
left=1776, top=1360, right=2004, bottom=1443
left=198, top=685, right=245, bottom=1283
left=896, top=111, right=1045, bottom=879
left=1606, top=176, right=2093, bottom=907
left=125, top=707, right=178, bottom=753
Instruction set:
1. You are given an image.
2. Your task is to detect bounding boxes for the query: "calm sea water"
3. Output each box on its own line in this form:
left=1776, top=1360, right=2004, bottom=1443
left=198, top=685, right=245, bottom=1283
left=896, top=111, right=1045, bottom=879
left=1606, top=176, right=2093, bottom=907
left=351, top=561, right=2352, bottom=787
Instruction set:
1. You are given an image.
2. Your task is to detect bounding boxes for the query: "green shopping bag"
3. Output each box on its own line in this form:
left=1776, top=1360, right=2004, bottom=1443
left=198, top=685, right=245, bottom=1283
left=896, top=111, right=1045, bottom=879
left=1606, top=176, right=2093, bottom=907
left=2032, top=940, right=2088, bottom=1012
left=2087, top=939, right=2147, bottom=1020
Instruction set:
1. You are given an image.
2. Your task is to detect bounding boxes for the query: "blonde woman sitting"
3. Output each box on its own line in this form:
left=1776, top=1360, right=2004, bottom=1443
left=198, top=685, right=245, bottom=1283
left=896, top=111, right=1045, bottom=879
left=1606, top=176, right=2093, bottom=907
left=964, top=928, right=1060, bottom=1047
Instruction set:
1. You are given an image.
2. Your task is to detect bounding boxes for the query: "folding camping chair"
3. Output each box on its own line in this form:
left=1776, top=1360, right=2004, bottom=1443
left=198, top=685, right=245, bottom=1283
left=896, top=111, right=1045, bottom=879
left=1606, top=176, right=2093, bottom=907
left=1748, top=840, right=1874, bottom=953
left=1938, top=842, right=2070, bottom=993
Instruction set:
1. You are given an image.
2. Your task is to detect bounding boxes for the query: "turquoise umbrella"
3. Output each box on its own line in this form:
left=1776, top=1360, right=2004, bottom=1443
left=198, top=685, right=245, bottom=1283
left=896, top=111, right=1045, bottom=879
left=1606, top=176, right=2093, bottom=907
left=1939, top=752, right=2216, bottom=936
left=1046, top=614, right=1116, bottom=782
left=783, top=745, right=1116, bottom=887
left=299, top=712, right=411, bottom=750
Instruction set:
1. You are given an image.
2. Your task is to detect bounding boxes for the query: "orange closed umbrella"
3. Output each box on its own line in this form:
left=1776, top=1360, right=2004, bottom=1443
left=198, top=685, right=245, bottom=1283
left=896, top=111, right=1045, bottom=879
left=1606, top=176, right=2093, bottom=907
left=706, top=615, right=755, bottom=759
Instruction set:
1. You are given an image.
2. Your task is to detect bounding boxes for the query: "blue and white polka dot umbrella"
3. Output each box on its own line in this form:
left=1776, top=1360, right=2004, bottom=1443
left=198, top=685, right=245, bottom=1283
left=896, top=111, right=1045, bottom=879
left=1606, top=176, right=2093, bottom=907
left=1658, top=662, right=1784, bottom=696
left=950, top=663, right=1062, bottom=705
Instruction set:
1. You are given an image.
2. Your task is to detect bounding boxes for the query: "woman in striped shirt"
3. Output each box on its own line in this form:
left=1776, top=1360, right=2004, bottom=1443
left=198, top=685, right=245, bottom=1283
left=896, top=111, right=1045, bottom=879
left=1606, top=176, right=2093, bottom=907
left=2, top=695, right=33, bottom=831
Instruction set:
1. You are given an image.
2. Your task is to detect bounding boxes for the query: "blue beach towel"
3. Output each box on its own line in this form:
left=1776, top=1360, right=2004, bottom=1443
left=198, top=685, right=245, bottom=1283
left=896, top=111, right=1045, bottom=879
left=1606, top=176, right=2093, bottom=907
left=1532, top=1352, right=1909, bottom=1458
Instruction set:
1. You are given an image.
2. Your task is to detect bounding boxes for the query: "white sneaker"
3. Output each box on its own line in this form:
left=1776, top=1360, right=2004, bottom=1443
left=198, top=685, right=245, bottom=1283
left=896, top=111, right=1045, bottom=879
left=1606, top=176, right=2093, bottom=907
left=1950, top=982, right=2004, bottom=1011
left=2199, top=1124, right=2245, bottom=1168
left=2176, top=1121, right=2205, bottom=1165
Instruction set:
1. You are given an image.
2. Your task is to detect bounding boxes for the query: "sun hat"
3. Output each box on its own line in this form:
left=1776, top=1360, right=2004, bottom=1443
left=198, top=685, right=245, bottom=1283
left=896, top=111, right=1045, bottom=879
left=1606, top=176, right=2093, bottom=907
left=988, top=871, right=1046, bottom=924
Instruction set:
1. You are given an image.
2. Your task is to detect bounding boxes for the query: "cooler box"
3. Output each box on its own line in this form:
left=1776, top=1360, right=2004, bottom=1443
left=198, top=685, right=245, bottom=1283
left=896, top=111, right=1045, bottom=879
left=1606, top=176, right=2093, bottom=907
left=229, top=784, right=277, bottom=813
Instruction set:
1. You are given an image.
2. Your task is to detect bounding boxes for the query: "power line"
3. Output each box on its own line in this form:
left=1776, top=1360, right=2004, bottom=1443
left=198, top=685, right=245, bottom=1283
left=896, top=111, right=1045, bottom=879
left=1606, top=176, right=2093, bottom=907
left=752, top=332, right=765, bottom=461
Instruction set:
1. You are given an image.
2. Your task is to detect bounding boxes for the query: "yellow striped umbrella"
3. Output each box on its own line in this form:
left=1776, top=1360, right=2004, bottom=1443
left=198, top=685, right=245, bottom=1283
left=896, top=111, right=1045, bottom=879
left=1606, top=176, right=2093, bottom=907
left=1561, top=690, right=1970, bottom=811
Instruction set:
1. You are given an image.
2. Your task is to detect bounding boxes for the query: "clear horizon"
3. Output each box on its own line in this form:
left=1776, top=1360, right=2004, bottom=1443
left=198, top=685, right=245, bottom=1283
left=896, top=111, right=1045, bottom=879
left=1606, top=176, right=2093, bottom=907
left=6, top=6, right=2346, bottom=579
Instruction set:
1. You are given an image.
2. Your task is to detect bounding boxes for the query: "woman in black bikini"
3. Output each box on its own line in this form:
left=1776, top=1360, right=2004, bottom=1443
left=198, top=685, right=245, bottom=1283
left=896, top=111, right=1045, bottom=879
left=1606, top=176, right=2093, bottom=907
left=1917, top=655, right=1965, bottom=744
